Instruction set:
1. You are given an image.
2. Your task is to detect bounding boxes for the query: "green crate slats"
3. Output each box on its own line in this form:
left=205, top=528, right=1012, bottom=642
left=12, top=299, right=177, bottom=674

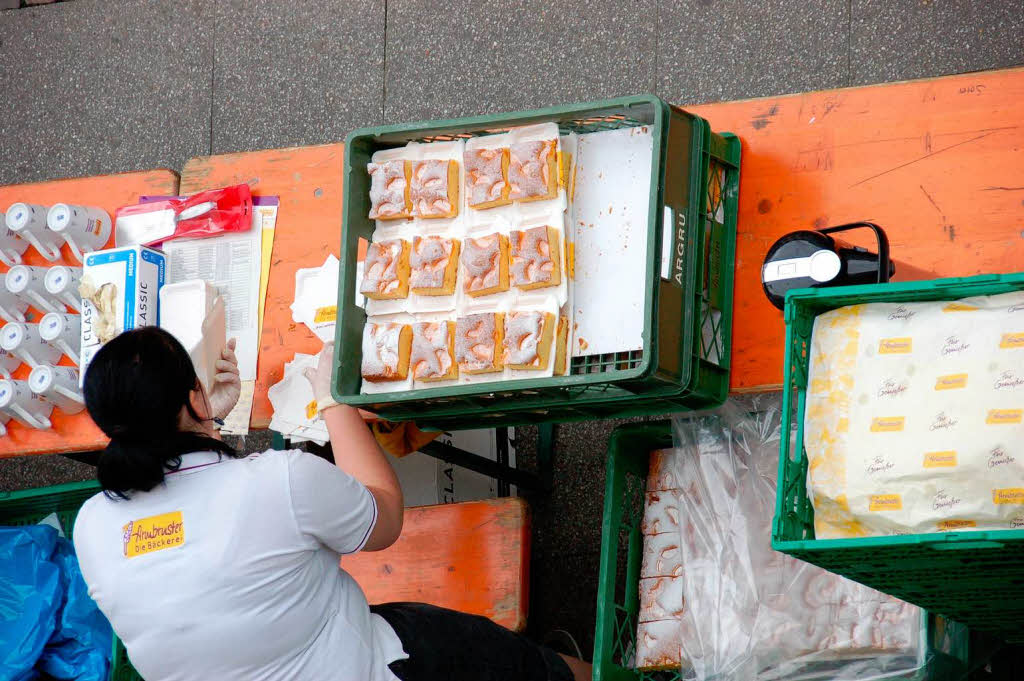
left=596, top=422, right=970, bottom=680
left=772, top=271, right=1024, bottom=645
left=334, top=95, right=741, bottom=429
left=0, top=481, right=143, bottom=681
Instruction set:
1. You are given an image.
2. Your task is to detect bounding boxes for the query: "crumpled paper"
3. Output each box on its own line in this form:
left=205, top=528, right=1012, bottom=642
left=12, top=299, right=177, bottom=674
left=290, top=254, right=340, bottom=343
left=267, top=353, right=328, bottom=446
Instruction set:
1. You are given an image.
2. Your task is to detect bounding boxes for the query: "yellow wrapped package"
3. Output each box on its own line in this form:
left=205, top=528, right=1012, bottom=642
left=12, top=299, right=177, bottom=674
left=806, top=290, right=1024, bottom=539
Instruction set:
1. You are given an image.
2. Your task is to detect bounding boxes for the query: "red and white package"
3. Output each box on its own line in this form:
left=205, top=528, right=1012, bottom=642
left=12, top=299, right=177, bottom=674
left=115, top=184, right=253, bottom=247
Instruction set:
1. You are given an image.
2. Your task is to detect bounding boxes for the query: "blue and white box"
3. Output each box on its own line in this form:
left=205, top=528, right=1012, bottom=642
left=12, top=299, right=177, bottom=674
left=80, top=245, right=166, bottom=382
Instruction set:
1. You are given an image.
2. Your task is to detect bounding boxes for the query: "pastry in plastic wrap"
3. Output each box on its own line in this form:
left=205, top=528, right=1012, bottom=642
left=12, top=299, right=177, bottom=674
left=503, top=311, right=554, bottom=371
left=510, top=225, right=561, bottom=290
left=455, top=312, right=505, bottom=374
left=640, top=532, right=683, bottom=578
left=641, top=491, right=680, bottom=535
left=639, top=576, right=685, bottom=622
left=464, top=147, right=510, bottom=209
left=509, top=140, right=557, bottom=202
left=635, top=619, right=685, bottom=671
left=361, top=322, right=412, bottom=382
left=361, top=239, right=410, bottom=300
left=367, top=160, right=412, bottom=220
left=410, top=321, right=457, bottom=382
left=410, top=236, right=460, bottom=296
left=411, top=159, right=459, bottom=219
left=461, top=233, right=509, bottom=297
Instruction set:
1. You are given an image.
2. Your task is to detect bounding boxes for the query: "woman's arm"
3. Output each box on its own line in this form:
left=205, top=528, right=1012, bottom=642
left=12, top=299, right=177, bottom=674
left=322, top=404, right=404, bottom=551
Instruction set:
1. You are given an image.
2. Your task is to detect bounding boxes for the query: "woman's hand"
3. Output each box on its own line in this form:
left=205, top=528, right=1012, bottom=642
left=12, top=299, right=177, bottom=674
left=302, top=341, right=338, bottom=413
left=209, top=338, right=241, bottom=420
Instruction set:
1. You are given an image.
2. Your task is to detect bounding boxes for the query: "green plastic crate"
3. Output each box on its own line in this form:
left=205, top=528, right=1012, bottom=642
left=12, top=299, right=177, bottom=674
left=334, top=95, right=740, bottom=429
left=773, top=272, right=1024, bottom=645
left=0, top=481, right=142, bottom=681
left=595, top=422, right=970, bottom=681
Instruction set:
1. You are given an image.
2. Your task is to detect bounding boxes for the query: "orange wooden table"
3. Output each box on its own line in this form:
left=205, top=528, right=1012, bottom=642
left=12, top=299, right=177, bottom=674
left=687, top=66, right=1024, bottom=392
left=0, top=170, right=180, bottom=458
left=344, top=497, right=531, bottom=631
left=180, top=145, right=344, bottom=430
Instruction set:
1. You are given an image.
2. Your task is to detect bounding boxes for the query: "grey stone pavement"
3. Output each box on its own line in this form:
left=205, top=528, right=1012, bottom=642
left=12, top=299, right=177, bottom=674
left=1, top=0, right=1023, bottom=660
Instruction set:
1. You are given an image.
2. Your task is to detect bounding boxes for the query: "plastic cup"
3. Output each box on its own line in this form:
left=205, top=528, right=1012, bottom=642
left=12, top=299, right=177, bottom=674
left=0, top=378, right=52, bottom=429
left=5, top=264, right=63, bottom=314
left=0, top=274, right=29, bottom=324
left=39, top=312, right=81, bottom=364
left=29, top=364, right=85, bottom=414
left=0, top=214, right=30, bottom=267
left=6, top=202, right=62, bottom=261
left=44, top=265, right=82, bottom=312
left=47, top=204, right=112, bottom=263
left=0, top=322, right=63, bottom=368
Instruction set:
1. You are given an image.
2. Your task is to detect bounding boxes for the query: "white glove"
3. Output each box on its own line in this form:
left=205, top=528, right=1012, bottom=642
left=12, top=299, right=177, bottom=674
left=209, top=338, right=241, bottom=421
left=303, top=341, right=338, bottom=414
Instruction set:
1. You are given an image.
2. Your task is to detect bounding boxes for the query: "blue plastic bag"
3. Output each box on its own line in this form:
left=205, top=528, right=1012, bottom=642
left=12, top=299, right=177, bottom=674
left=0, top=526, right=61, bottom=681
left=0, top=526, right=112, bottom=681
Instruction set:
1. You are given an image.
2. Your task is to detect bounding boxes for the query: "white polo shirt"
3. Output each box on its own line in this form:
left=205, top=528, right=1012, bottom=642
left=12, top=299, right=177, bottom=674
left=73, top=449, right=407, bottom=681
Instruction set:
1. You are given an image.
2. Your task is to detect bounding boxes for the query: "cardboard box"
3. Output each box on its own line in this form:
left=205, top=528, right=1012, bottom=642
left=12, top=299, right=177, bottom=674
left=80, top=245, right=166, bottom=381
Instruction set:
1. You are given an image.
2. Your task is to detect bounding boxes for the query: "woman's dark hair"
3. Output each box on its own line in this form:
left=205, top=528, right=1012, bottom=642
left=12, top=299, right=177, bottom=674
left=84, top=326, right=238, bottom=499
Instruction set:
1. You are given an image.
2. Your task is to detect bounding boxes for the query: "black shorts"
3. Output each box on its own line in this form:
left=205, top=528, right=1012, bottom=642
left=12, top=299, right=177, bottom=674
left=370, top=602, right=574, bottom=681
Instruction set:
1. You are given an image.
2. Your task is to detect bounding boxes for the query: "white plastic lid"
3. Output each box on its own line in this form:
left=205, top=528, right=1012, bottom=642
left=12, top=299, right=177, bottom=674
left=808, top=250, right=842, bottom=283
left=6, top=203, right=31, bottom=231
left=0, top=379, right=14, bottom=408
left=47, top=204, right=72, bottom=232
left=5, top=265, right=29, bottom=294
left=0, top=323, right=24, bottom=351
left=39, top=312, right=64, bottom=341
left=29, top=365, right=53, bottom=393
left=44, top=266, right=69, bottom=294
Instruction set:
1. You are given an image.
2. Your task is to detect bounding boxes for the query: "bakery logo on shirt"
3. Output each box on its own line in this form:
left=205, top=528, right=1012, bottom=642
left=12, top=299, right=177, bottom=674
left=887, top=305, right=915, bottom=321
left=941, top=335, right=970, bottom=356
left=932, top=490, right=961, bottom=511
left=930, top=411, right=958, bottom=431
left=989, top=446, right=1016, bottom=468
left=866, top=455, right=895, bottom=476
left=994, top=371, right=1024, bottom=390
left=877, top=378, right=908, bottom=398
left=121, top=511, right=185, bottom=558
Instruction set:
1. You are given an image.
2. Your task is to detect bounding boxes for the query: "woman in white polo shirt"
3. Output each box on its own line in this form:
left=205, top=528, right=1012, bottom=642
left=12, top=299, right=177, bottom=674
left=73, top=327, right=589, bottom=681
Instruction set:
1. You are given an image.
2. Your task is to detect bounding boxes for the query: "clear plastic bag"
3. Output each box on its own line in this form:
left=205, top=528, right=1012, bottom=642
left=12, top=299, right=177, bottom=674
left=670, top=396, right=926, bottom=681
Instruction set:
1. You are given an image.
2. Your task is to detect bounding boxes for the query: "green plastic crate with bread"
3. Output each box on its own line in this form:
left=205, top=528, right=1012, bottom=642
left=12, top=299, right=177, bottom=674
left=334, top=95, right=740, bottom=430
left=773, top=272, right=1024, bottom=644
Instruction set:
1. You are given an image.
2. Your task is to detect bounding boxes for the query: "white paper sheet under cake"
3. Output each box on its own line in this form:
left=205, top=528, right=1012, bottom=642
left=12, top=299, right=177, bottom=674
left=571, top=125, right=653, bottom=358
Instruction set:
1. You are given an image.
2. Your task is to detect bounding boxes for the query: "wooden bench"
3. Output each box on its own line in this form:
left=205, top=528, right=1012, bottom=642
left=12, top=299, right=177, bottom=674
left=342, top=497, right=531, bottom=631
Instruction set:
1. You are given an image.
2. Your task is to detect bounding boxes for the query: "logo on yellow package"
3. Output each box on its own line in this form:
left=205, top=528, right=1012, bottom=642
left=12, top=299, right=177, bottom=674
left=934, top=374, right=967, bottom=391
left=878, top=337, right=912, bottom=354
left=121, top=511, right=185, bottom=558
left=870, top=416, right=905, bottom=432
left=986, top=409, right=1023, bottom=425
left=999, top=333, right=1024, bottom=349
left=314, top=305, right=337, bottom=324
left=937, top=519, right=976, bottom=531
left=869, top=494, right=902, bottom=511
left=923, top=451, right=958, bottom=468
left=993, top=488, right=1024, bottom=505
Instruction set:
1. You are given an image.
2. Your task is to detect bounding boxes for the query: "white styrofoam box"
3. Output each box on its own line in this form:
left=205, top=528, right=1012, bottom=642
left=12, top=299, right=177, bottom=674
left=159, top=279, right=226, bottom=391
left=80, top=245, right=166, bottom=383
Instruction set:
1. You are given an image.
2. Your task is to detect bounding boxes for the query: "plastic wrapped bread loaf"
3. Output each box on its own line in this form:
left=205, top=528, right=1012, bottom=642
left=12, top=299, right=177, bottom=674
left=805, top=291, right=1024, bottom=539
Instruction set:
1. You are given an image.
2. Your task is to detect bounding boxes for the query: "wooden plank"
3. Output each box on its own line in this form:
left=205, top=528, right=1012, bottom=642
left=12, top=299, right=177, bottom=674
left=179, top=144, right=344, bottom=429
left=342, top=498, right=531, bottom=632
left=0, top=169, right=180, bottom=458
left=685, top=66, right=1024, bottom=392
